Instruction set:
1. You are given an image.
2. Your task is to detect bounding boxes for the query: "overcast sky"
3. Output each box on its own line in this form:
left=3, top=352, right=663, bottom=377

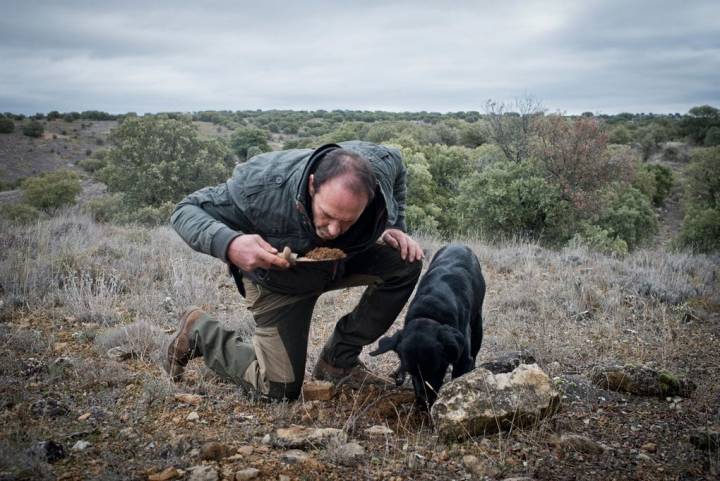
left=1, top=0, right=718, bottom=115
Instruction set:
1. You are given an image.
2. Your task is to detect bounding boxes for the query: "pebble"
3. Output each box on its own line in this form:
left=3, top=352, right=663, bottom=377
left=365, top=425, right=394, bottom=436
left=637, top=453, right=652, bottom=462
left=234, top=468, right=260, bottom=481
left=186, top=411, right=200, bottom=421
left=333, top=442, right=365, bottom=466
left=175, top=393, right=203, bottom=406
left=237, top=445, right=254, bottom=456
left=72, top=440, right=91, bottom=451
left=77, top=412, right=92, bottom=421
left=200, top=442, right=232, bottom=461
left=148, top=467, right=180, bottom=481
left=281, top=449, right=309, bottom=464
left=188, top=465, right=218, bottom=481
left=641, top=442, right=657, bottom=453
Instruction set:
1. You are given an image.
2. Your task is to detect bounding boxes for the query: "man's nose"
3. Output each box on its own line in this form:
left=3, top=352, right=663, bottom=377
left=327, top=222, right=341, bottom=237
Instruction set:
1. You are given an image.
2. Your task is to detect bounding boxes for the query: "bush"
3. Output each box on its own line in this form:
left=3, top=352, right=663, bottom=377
left=86, top=193, right=126, bottom=223
left=704, top=126, right=720, bottom=146
left=230, top=126, right=271, bottom=161
left=103, top=117, right=232, bottom=209
left=0, top=203, right=44, bottom=224
left=569, top=222, right=629, bottom=256
left=607, top=125, right=631, bottom=144
left=455, top=161, right=574, bottom=244
left=0, top=117, right=14, bottom=134
left=594, top=184, right=658, bottom=250
left=635, top=164, right=673, bottom=206
left=22, top=120, right=44, bottom=138
left=77, top=152, right=108, bottom=174
left=676, top=207, right=720, bottom=253
left=21, top=170, right=81, bottom=210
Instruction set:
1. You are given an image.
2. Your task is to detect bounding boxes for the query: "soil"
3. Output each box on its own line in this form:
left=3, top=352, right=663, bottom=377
left=303, top=248, right=346, bottom=261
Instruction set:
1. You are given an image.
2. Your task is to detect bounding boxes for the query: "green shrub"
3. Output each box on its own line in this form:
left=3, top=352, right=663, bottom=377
left=607, top=125, right=631, bottom=144
left=455, top=161, right=574, bottom=244
left=704, top=126, right=720, bottom=146
left=0, top=203, right=44, bottom=224
left=683, top=147, right=720, bottom=209
left=676, top=207, right=720, bottom=253
left=77, top=152, right=108, bottom=174
left=124, top=201, right=175, bottom=226
left=21, top=170, right=81, bottom=210
left=22, top=120, right=44, bottom=138
left=86, top=193, right=126, bottom=223
left=0, top=117, right=14, bottom=134
left=230, top=126, right=271, bottom=161
left=569, top=222, right=629, bottom=256
left=594, top=184, right=658, bottom=250
left=635, top=164, right=673, bottom=206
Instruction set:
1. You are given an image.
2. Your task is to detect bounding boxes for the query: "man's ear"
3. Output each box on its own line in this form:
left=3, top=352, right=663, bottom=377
left=439, top=325, right=465, bottom=363
left=369, top=331, right=402, bottom=356
left=308, top=174, right=315, bottom=197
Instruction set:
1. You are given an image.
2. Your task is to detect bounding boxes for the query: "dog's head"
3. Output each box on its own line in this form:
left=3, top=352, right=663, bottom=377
left=370, top=319, right=465, bottom=408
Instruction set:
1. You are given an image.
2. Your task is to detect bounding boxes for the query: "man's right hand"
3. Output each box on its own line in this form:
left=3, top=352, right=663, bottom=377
left=227, top=235, right=290, bottom=271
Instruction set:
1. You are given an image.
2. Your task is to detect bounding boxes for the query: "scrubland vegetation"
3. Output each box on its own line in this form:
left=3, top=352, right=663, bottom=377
left=0, top=102, right=718, bottom=479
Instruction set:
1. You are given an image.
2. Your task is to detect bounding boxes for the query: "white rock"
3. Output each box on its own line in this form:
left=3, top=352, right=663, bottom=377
left=71, top=440, right=91, bottom=451
left=235, top=468, right=260, bottom=481
left=271, top=425, right=346, bottom=449
left=281, top=449, right=309, bottom=464
left=364, top=425, right=394, bottom=436
left=186, top=411, right=200, bottom=421
left=431, top=363, right=561, bottom=441
left=188, top=465, right=218, bottom=481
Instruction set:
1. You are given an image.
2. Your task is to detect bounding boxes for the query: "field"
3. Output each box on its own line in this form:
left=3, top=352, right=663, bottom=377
left=0, top=211, right=718, bottom=480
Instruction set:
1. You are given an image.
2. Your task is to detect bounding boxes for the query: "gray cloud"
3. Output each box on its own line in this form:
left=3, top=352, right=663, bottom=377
left=1, top=0, right=718, bottom=114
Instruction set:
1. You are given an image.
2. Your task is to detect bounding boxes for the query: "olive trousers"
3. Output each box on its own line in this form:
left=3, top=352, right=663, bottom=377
left=189, top=244, right=422, bottom=400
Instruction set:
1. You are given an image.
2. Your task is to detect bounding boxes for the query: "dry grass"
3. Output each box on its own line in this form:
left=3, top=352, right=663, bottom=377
left=1, top=209, right=718, bottom=480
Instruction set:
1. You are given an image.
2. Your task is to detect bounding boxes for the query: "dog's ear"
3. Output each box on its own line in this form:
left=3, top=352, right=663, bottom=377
left=439, top=325, right=465, bottom=363
left=369, top=331, right=402, bottom=356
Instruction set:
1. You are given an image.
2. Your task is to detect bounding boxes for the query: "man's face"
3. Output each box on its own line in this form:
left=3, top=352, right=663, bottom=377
left=308, top=175, right=368, bottom=240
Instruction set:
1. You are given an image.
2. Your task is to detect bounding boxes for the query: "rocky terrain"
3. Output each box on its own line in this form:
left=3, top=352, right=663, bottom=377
left=0, top=212, right=718, bottom=480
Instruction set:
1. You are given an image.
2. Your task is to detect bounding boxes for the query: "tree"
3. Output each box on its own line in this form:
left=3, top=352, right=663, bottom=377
left=230, top=127, right=271, bottom=161
left=704, top=126, right=720, bottom=146
left=22, top=120, right=44, bottom=138
left=102, top=117, right=232, bottom=209
left=0, top=117, right=14, bottom=134
left=484, top=96, right=544, bottom=163
left=680, top=105, right=720, bottom=144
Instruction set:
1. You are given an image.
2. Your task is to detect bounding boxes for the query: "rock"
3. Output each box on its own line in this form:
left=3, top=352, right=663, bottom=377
left=148, top=467, right=180, bottom=481
left=331, top=442, right=365, bottom=466
left=53, top=342, right=69, bottom=353
left=29, top=440, right=66, bottom=463
left=200, top=442, right=232, bottom=461
left=188, top=465, right=218, bottom=481
left=174, top=393, right=203, bottom=406
left=302, top=381, right=335, bottom=401
left=432, top=364, right=561, bottom=440
left=186, top=411, right=200, bottom=421
left=278, top=476, right=290, bottom=481
left=234, top=468, right=260, bottom=481
left=555, top=374, right=624, bottom=403
left=365, top=425, right=394, bottom=436
left=590, top=364, right=696, bottom=398
left=107, top=346, right=135, bottom=361
left=637, top=453, right=652, bottom=462
left=558, top=434, right=606, bottom=454
left=462, top=455, right=484, bottom=476
left=237, top=445, right=254, bottom=456
left=77, top=412, right=92, bottom=421
left=30, top=398, right=69, bottom=418
left=72, top=440, right=91, bottom=451
left=479, top=350, right=537, bottom=374
left=689, top=428, right=719, bottom=452
left=271, top=426, right=346, bottom=449
left=641, top=442, right=657, bottom=453
left=281, top=449, right=310, bottom=464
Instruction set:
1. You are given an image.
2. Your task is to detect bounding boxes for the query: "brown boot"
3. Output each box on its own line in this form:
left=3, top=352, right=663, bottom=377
left=312, top=357, right=393, bottom=390
left=164, top=306, right=205, bottom=382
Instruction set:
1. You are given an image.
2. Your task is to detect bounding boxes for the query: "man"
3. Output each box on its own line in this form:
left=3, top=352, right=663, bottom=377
left=165, top=140, right=423, bottom=400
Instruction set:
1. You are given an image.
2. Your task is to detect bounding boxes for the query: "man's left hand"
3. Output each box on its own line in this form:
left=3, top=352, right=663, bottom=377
left=381, top=229, right=424, bottom=262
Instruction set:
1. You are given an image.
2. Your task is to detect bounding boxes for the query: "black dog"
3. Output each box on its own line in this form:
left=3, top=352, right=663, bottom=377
left=370, top=243, right=485, bottom=408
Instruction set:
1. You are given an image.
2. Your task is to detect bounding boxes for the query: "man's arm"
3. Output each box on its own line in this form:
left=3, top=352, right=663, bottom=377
left=171, top=184, right=289, bottom=270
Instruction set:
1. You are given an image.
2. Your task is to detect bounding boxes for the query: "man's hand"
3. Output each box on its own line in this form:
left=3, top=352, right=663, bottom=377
left=227, top=234, right=290, bottom=271
left=381, top=228, right=424, bottom=262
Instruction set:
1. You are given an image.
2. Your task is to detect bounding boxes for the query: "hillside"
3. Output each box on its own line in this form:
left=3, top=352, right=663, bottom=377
left=1, top=212, right=718, bottom=480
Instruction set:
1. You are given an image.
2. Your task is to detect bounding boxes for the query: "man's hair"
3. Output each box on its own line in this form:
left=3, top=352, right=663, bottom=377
left=312, top=148, right=377, bottom=201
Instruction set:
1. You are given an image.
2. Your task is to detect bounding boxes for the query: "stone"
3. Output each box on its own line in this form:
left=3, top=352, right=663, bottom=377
left=689, top=428, right=719, bottom=452
left=234, top=468, right=260, bottom=481
left=281, top=449, right=310, bottom=464
left=641, top=442, right=657, bottom=453
left=271, top=425, right=346, bottom=449
left=278, top=476, right=290, bottom=481
left=637, top=453, right=652, bottom=462
left=364, top=425, right=394, bottom=436
left=175, top=393, right=203, bottom=406
left=72, top=440, right=91, bottom=451
left=77, top=412, right=92, bottom=421
left=188, top=465, right=218, bottom=481
left=555, top=375, right=624, bottom=403
left=462, top=455, right=484, bottom=476
left=186, top=411, right=200, bottom=421
left=479, top=350, right=537, bottom=374
left=302, top=381, right=335, bottom=401
left=30, top=398, right=69, bottom=418
left=237, top=445, right=254, bottom=456
left=29, top=440, right=66, bottom=463
left=53, top=342, right=69, bottom=353
left=148, top=467, right=180, bottom=481
left=107, top=346, right=135, bottom=361
left=431, top=363, right=561, bottom=440
left=590, top=364, right=696, bottom=398
left=331, top=442, right=365, bottom=466
left=200, top=442, right=232, bottom=461
left=558, top=434, right=606, bottom=454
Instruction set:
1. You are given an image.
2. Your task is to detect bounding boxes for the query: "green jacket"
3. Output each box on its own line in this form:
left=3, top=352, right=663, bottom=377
left=171, top=140, right=407, bottom=268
